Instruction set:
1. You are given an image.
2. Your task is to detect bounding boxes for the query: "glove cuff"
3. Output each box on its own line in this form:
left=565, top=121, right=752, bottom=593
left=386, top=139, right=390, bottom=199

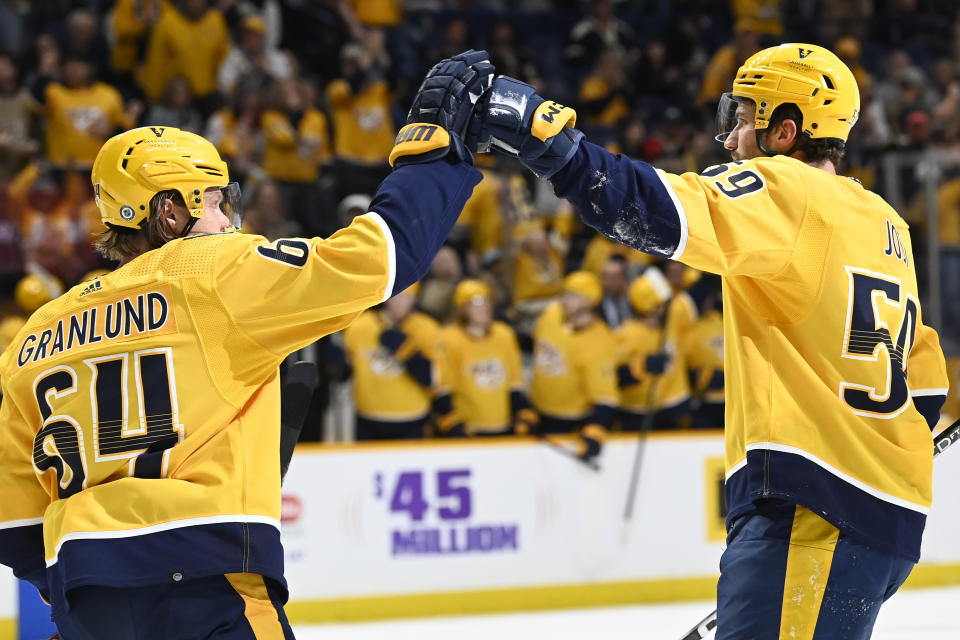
left=390, top=123, right=472, bottom=168
left=520, top=127, right=584, bottom=179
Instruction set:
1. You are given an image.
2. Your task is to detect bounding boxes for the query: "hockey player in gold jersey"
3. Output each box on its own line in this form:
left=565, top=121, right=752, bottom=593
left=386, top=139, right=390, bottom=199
left=615, top=266, right=691, bottom=430
left=0, top=50, right=495, bottom=639
left=531, top=271, right=618, bottom=461
left=463, top=43, right=948, bottom=639
left=434, top=279, right=533, bottom=436
left=343, top=283, right=440, bottom=439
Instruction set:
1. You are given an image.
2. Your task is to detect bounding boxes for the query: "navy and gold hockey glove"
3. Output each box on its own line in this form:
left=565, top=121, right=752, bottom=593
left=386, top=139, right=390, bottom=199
left=475, top=75, right=584, bottom=179
left=389, top=49, right=495, bottom=168
left=379, top=327, right=407, bottom=353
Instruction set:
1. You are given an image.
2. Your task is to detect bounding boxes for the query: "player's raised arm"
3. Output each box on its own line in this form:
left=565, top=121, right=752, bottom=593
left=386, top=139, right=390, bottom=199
left=210, top=51, right=497, bottom=355
left=468, top=74, right=813, bottom=277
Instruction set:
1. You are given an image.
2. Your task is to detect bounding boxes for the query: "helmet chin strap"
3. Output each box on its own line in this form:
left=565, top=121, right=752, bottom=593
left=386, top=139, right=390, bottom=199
left=177, top=216, right=200, bottom=238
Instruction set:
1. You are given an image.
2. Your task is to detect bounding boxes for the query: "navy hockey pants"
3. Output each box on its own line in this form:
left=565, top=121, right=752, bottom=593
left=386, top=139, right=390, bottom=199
left=716, top=499, right=914, bottom=640
left=55, top=573, right=296, bottom=640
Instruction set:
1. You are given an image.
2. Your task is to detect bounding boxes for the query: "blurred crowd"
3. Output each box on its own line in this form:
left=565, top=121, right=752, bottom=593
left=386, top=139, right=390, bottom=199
left=1, top=0, right=959, bottom=443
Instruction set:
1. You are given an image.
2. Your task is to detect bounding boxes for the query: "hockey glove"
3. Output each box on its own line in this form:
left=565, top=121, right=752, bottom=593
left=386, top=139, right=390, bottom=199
left=475, top=75, right=584, bottom=179
left=576, top=424, right=606, bottom=464
left=389, top=49, right=495, bottom=168
left=645, top=352, right=670, bottom=375
left=379, top=328, right=407, bottom=353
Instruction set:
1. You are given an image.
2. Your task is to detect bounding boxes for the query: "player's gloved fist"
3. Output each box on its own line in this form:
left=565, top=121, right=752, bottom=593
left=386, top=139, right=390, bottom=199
left=645, top=352, right=670, bottom=375
left=389, top=49, right=496, bottom=168
left=513, top=408, right=540, bottom=435
left=379, top=328, right=407, bottom=353
left=475, top=75, right=584, bottom=179
left=576, top=424, right=606, bottom=464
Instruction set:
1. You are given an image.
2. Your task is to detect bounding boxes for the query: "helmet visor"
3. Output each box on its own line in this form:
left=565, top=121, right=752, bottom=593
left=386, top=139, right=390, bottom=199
left=219, top=182, right=243, bottom=231
left=715, top=92, right=740, bottom=143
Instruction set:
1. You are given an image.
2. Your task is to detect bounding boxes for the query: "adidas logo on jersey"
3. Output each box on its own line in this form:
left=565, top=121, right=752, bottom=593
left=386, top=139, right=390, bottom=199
left=79, top=280, right=103, bottom=297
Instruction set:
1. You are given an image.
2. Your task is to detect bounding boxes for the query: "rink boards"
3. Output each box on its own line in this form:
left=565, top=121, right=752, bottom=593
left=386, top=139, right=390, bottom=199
left=4, top=431, right=960, bottom=633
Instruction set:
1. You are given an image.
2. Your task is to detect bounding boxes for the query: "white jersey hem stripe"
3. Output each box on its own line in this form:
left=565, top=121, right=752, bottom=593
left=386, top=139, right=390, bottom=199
left=910, top=388, right=948, bottom=397
left=366, top=211, right=397, bottom=303
left=745, top=442, right=929, bottom=514
left=724, top=457, right=748, bottom=481
left=0, top=517, right=43, bottom=531
left=47, top=514, right=281, bottom=567
left=655, top=169, right=689, bottom=260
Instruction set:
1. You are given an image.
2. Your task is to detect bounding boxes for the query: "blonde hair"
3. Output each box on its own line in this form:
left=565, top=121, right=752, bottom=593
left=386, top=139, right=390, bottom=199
left=93, top=190, right=185, bottom=262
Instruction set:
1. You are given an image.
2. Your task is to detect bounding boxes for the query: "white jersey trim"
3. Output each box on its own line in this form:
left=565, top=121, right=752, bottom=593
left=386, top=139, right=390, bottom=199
left=745, top=442, right=929, bottom=514
left=47, top=514, right=282, bottom=567
left=367, top=211, right=397, bottom=303
left=724, top=457, right=748, bottom=481
left=910, top=388, right=949, bottom=397
left=655, top=169, right=689, bottom=260
left=0, top=516, right=43, bottom=531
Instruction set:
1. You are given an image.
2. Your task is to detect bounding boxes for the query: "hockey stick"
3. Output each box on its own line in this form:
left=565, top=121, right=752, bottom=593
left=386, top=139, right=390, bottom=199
left=619, top=292, right=673, bottom=546
left=280, top=361, right=320, bottom=483
left=677, top=416, right=960, bottom=640
left=536, top=433, right=601, bottom=471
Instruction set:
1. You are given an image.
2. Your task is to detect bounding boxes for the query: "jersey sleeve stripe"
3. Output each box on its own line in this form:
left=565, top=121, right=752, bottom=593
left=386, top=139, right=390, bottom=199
left=656, top=169, right=689, bottom=260
left=909, top=388, right=949, bottom=397
left=365, top=211, right=397, bottom=303
left=0, top=516, right=43, bottom=530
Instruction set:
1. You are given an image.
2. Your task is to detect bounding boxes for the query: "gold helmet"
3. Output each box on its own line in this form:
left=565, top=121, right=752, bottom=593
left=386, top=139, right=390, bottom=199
left=717, top=43, right=860, bottom=144
left=628, top=267, right=671, bottom=315
left=15, top=273, right=64, bottom=314
left=453, top=279, right=491, bottom=308
left=91, top=126, right=242, bottom=230
left=563, top=271, right=602, bottom=308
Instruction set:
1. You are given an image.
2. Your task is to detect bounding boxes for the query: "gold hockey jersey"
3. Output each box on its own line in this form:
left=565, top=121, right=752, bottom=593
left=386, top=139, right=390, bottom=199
left=343, top=309, right=439, bottom=421
left=0, top=155, right=483, bottom=612
left=554, top=142, right=949, bottom=561
left=531, top=302, right=619, bottom=421
left=436, top=321, right=524, bottom=434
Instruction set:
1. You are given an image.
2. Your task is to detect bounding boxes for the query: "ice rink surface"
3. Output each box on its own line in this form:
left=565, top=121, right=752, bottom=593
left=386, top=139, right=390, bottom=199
left=294, top=585, right=960, bottom=639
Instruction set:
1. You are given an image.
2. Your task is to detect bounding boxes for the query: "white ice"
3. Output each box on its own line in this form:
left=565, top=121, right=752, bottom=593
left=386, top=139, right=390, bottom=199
left=293, top=585, right=960, bottom=639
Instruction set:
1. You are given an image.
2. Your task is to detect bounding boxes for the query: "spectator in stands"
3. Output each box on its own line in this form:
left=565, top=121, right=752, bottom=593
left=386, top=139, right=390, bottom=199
left=564, top=0, right=636, bottom=71
left=138, top=0, right=229, bottom=115
left=327, top=40, right=395, bottom=200
left=598, top=254, right=630, bottom=329
left=512, top=222, right=564, bottom=323
left=105, top=0, right=165, bottom=97
left=261, top=78, right=333, bottom=237
left=218, top=14, right=292, bottom=98
left=686, top=276, right=725, bottom=429
left=145, top=75, right=203, bottom=133
left=458, top=159, right=506, bottom=268
left=730, top=0, right=783, bottom=36
left=581, top=232, right=651, bottom=279
left=487, top=18, right=539, bottom=85
left=205, top=84, right=264, bottom=181
left=63, top=8, right=110, bottom=78
left=419, top=246, right=462, bottom=324
left=578, top=48, right=633, bottom=143
left=41, top=51, right=139, bottom=172
left=530, top=271, right=616, bottom=461
left=0, top=53, right=39, bottom=181
left=616, top=267, right=690, bottom=431
left=241, top=179, right=294, bottom=239
left=343, top=284, right=440, bottom=440
left=697, top=17, right=760, bottom=107
left=435, top=280, right=534, bottom=437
